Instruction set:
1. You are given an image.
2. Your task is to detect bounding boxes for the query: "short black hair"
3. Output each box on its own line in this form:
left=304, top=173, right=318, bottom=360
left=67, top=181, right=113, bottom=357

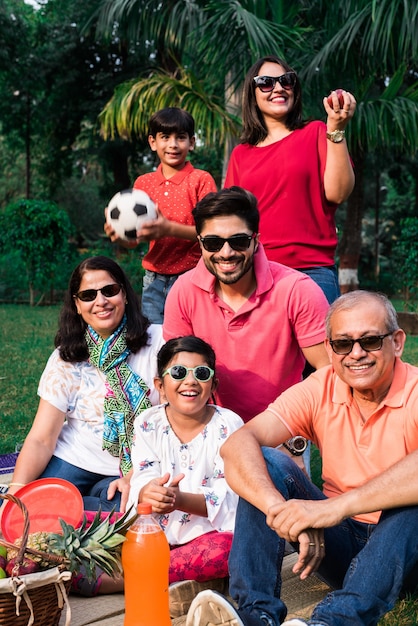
left=192, top=186, right=260, bottom=234
left=157, top=336, right=216, bottom=378
left=149, top=107, right=195, bottom=138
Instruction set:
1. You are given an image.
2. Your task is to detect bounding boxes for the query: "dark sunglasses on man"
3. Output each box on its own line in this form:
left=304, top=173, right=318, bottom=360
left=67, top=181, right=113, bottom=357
left=329, top=333, right=393, bottom=355
left=198, top=233, right=257, bottom=253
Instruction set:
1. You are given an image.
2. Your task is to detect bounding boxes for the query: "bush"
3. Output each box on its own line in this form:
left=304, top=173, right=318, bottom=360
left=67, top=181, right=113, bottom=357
left=0, top=199, right=148, bottom=303
left=392, top=217, right=418, bottom=311
left=0, top=198, right=78, bottom=304
left=77, top=238, right=147, bottom=296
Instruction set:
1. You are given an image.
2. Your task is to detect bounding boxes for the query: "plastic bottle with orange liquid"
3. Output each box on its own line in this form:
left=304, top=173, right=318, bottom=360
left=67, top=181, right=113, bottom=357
left=122, top=502, right=171, bottom=625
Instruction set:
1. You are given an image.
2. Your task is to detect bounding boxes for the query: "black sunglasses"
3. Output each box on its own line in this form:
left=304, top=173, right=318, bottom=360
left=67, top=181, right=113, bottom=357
left=162, top=365, right=215, bottom=382
left=253, top=72, right=296, bottom=92
left=329, top=333, right=393, bottom=355
left=75, top=283, right=122, bottom=302
left=198, top=233, right=256, bottom=253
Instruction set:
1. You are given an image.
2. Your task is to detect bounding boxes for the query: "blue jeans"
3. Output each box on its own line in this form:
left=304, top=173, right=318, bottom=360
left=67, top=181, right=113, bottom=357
left=299, top=266, right=340, bottom=305
left=40, top=455, right=121, bottom=512
left=299, top=266, right=339, bottom=472
left=229, top=447, right=418, bottom=626
left=141, top=270, right=180, bottom=324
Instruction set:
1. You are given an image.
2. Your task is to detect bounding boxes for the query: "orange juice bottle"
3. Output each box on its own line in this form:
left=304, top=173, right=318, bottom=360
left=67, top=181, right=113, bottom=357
left=122, top=502, right=171, bottom=626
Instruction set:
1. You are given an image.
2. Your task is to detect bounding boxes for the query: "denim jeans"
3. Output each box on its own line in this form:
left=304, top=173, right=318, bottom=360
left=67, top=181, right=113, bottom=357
left=299, top=266, right=339, bottom=473
left=141, top=270, right=180, bottom=324
left=40, top=455, right=121, bottom=512
left=299, top=266, right=340, bottom=305
left=229, top=447, right=418, bottom=626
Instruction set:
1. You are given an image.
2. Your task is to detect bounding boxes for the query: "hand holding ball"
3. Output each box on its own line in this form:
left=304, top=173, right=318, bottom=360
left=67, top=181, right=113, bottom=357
left=327, top=89, right=344, bottom=109
left=107, top=189, right=157, bottom=241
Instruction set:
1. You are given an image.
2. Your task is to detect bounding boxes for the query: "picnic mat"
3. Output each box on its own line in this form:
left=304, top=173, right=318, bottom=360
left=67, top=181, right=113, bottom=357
left=0, top=452, right=19, bottom=475
left=0, top=452, right=17, bottom=497
left=60, top=552, right=332, bottom=626
left=0, top=453, right=331, bottom=624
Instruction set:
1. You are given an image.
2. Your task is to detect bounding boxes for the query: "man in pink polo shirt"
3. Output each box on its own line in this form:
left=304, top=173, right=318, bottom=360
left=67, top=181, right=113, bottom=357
left=163, top=186, right=330, bottom=424
left=188, top=290, right=418, bottom=626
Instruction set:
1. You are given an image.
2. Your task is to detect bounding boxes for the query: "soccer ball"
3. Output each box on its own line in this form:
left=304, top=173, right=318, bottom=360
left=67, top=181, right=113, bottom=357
left=107, top=188, right=157, bottom=241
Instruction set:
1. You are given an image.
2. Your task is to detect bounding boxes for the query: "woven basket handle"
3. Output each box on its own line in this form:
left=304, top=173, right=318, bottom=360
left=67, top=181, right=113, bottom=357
left=0, top=493, right=30, bottom=571
left=0, top=492, right=66, bottom=571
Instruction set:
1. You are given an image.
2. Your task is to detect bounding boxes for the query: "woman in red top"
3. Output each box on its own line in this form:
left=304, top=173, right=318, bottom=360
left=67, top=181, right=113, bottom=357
left=224, top=55, right=356, bottom=303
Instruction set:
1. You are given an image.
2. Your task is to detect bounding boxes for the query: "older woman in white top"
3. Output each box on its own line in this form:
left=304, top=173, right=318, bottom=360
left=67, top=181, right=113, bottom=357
left=5, top=256, right=163, bottom=515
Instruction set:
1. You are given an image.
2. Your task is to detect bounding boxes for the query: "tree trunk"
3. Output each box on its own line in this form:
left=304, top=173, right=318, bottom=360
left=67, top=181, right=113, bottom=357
left=222, top=73, right=241, bottom=185
left=25, top=92, right=31, bottom=199
left=105, top=140, right=131, bottom=189
left=337, top=149, right=364, bottom=293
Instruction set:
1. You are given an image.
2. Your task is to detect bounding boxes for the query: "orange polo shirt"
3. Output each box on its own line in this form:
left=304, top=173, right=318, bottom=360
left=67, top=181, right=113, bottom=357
left=268, top=359, right=418, bottom=524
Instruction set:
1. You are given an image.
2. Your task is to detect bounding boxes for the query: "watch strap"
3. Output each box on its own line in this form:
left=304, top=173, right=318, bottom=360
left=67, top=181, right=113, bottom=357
left=326, top=129, right=346, bottom=143
left=282, top=441, right=304, bottom=456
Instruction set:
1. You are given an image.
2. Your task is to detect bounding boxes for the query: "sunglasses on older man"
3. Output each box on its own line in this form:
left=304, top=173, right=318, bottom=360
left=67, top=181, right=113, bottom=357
left=253, top=72, right=296, bottom=92
left=329, top=333, right=393, bottom=355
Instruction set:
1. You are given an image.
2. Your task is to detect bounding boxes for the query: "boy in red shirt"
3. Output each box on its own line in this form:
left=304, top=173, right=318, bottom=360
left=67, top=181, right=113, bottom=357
left=106, top=107, right=217, bottom=323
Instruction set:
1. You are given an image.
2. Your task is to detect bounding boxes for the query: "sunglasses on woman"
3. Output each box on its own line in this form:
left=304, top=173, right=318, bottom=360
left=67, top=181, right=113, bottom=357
left=253, top=72, right=296, bottom=92
left=328, top=333, right=392, bottom=355
left=198, top=233, right=256, bottom=253
left=162, top=365, right=215, bottom=382
left=75, top=283, right=122, bottom=302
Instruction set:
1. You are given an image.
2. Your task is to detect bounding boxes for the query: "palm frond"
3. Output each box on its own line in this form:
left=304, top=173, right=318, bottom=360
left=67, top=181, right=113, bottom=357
left=352, top=92, right=418, bottom=155
left=304, top=0, right=418, bottom=79
left=99, top=69, right=240, bottom=145
left=365, top=0, right=418, bottom=66
left=196, top=1, right=308, bottom=86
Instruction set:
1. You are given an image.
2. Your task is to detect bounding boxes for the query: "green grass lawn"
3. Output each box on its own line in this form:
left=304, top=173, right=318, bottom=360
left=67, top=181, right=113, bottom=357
left=2, top=304, right=418, bottom=455
left=1, top=304, right=418, bottom=623
left=0, top=305, right=59, bottom=453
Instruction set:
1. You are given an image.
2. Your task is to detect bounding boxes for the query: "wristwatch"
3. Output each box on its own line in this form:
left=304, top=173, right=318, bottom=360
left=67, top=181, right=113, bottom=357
left=282, top=436, right=308, bottom=456
left=326, top=129, right=345, bottom=143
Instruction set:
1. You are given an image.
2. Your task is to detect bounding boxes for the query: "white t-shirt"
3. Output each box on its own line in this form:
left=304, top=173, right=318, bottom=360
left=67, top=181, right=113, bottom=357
left=129, top=403, right=244, bottom=545
left=37, top=324, right=164, bottom=476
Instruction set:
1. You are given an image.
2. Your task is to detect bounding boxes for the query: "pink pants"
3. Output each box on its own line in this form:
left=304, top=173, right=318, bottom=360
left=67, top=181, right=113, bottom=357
left=169, top=531, right=233, bottom=583
left=72, top=514, right=232, bottom=595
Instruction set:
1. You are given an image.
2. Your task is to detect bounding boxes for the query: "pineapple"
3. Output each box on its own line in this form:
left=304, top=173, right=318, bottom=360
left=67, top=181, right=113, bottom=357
left=7, top=531, right=55, bottom=567
left=3, top=507, right=137, bottom=581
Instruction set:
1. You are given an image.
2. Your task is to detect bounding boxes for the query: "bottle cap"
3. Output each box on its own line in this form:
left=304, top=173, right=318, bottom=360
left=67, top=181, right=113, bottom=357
left=137, top=502, right=152, bottom=515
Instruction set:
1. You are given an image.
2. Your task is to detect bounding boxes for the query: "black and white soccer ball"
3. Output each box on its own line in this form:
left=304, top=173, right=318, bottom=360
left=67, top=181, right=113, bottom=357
left=107, top=188, right=157, bottom=241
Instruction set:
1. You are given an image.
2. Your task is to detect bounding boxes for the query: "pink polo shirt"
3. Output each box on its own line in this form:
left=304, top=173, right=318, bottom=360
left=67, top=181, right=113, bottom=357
left=163, top=245, right=328, bottom=422
left=268, top=359, right=418, bottom=523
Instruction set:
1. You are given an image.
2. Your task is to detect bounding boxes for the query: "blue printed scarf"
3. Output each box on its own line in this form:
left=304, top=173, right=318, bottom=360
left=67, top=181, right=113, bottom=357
left=85, top=315, right=151, bottom=475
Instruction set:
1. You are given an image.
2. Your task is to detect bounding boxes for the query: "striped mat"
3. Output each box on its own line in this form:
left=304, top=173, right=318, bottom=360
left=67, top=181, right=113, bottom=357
left=0, top=452, right=18, bottom=475
left=0, top=452, right=17, bottom=495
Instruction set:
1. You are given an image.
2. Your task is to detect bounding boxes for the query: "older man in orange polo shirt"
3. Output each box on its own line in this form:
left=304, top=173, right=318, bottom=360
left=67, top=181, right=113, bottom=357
left=187, top=290, right=418, bottom=626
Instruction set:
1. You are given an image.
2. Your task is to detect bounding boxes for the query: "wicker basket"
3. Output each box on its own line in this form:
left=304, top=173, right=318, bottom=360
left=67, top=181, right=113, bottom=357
left=0, top=493, right=72, bottom=626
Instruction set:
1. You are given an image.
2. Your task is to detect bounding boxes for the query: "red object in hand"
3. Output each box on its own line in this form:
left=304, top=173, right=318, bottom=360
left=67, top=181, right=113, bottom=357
left=327, top=89, right=344, bottom=108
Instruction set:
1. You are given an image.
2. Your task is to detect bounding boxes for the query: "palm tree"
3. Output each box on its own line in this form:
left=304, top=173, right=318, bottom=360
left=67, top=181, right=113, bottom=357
left=95, top=0, right=418, bottom=291
left=95, top=1, right=307, bottom=145
left=298, top=0, right=418, bottom=291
